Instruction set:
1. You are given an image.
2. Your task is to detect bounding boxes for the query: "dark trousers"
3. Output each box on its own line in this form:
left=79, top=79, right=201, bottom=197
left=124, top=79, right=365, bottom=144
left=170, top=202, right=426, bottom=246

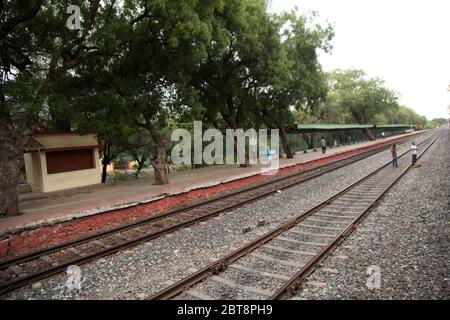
left=392, top=157, right=398, bottom=167
left=322, top=146, right=326, bottom=154
left=412, top=154, right=417, bottom=165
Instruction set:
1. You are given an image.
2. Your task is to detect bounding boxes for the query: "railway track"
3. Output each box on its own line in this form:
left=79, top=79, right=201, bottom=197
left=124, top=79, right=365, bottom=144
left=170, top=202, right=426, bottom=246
left=0, top=132, right=427, bottom=296
left=149, top=132, right=440, bottom=300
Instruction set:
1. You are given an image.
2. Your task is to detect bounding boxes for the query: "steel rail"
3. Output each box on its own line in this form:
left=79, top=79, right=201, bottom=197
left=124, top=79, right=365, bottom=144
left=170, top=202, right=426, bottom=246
left=0, top=132, right=424, bottom=271
left=270, top=132, right=440, bottom=299
left=149, top=132, right=439, bottom=300
left=0, top=132, right=427, bottom=296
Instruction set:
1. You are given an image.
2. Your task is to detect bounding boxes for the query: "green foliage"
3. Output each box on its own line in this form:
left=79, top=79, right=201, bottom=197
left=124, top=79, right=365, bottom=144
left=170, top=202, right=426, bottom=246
left=3, top=0, right=432, bottom=189
left=297, top=69, right=432, bottom=129
left=326, top=69, right=400, bottom=125
left=190, top=1, right=334, bottom=136
left=378, top=105, right=427, bottom=126
left=252, top=10, right=333, bottom=130
left=108, top=171, right=136, bottom=183
left=1, top=0, right=122, bottom=132
left=425, top=118, right=448, bottom=129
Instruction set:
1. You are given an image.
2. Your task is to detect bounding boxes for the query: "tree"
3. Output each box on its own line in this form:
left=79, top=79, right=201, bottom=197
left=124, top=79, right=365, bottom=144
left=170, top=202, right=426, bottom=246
left=1, top=1, right=45, bottom=216
left=327, top=69, right=399, bottom=140
left=74, top=97, right=136, bottom=183
left=376, top=105, right=427, bottom=127
left=128, top=139, right=152, bottom=179
left=425, top=117, right=447, bottom=129
left=193, top=4, right=333, bottom=161
left=111, top=0, right=220, bottom=183
left=191, top=0, right=273, bottom=166
left=0, top=0, right=43, bottom=39
left=0, top=0, right=118, bottom=216
left=252, top=11, right=333, bottom=158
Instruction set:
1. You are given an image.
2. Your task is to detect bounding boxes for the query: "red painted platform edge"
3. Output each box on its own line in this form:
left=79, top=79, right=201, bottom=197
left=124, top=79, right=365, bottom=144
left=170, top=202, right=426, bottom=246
left=0, top=131, right=424, bottom=259
left=1, top=130, right=423, bottom=236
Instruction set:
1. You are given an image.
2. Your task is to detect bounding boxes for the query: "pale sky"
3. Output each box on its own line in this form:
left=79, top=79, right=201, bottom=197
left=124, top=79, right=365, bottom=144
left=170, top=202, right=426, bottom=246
left=269, top=0, right=450, bottom=120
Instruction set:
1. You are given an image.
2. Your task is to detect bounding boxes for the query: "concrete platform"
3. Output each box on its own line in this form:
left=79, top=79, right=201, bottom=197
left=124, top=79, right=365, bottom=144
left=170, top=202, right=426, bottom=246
left=0, top=131, right=424, bottom=236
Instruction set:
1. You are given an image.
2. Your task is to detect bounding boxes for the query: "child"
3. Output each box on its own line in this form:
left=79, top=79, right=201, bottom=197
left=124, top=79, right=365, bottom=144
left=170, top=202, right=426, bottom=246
left=391, top=144, right=398, bottom=167
left=411, top=142, right=418, bottom=165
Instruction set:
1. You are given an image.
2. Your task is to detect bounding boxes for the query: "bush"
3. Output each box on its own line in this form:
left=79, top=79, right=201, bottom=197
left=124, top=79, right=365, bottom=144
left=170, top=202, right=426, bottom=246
left=108, top=171, right=136, bottom=182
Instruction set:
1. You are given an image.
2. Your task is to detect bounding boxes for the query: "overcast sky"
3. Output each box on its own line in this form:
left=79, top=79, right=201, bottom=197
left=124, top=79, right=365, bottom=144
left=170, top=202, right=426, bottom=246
left=269, top=0, right=450, bottom=120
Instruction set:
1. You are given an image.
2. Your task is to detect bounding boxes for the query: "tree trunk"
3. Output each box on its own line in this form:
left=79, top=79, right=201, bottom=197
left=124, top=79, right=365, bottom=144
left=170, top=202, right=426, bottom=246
left=302, top=132, right=314, bottom=149
left=101, top=154, right=110, bottom=183
left=224, top=94, right=251, bottom=168
left=0, top=150, right=22, bottom=216
left=348, top=108, right=375, bottom=141
left=337, top=132, right=344, bottom=145
left=279, top=126, right=293, bottom=159
left=239, top=153, right=251, bottom=167
left=363, top=128, right=375, bottom=141
left=152, top=139, right=168, bottom=185
left=234, top=136, right=251, bottom=168
left=134, top=155, right=146, bottom=179
left=0, top=116, right=26, bottom=216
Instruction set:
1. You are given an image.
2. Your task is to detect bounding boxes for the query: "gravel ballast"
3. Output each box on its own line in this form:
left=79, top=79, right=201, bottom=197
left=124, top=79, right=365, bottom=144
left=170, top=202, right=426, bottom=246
left=3, top=132, right=444, bottom=300
left=294, top=129, right=449, bottom=300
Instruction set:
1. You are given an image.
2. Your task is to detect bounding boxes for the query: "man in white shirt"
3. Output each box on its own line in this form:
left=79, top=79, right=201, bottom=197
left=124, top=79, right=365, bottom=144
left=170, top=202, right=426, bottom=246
left=411, top=142, right=418, bottom=165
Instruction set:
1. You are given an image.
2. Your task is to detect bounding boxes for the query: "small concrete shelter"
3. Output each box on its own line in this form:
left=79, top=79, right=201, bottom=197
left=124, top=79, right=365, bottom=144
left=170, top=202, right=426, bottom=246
left=23, top=132, right=101, bottom=193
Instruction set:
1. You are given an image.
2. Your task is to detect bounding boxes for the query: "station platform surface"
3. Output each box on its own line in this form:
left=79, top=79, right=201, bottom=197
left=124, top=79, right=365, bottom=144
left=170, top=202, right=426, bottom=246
left=0, top=132, right=422, bottom=235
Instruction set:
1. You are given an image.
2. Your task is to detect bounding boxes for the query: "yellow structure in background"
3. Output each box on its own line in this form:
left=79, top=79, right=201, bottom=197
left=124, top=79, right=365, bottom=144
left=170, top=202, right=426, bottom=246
left=24, top=132, right=101, bottom=193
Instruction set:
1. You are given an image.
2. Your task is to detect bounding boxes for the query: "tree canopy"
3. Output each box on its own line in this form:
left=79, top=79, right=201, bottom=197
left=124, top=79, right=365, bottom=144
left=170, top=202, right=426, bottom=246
left=0, top=1, right=436, bottom=216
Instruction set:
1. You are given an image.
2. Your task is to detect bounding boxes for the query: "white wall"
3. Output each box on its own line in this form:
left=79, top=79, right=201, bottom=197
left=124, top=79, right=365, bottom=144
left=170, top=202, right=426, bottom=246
left=40, top=148, right=101, bottom=193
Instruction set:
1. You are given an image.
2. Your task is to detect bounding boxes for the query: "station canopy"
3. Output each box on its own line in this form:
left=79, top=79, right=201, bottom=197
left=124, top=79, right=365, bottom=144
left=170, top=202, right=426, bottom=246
left=285, top=124, right=413, bottom=133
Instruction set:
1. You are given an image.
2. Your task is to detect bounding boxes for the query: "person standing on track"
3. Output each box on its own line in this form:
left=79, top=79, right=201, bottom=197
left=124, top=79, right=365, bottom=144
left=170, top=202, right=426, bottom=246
left=391, top=144, right=398, bottom=167
left=411, top=141, right=418, bottom=165
left=320, top=137, right=327, bottom=154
